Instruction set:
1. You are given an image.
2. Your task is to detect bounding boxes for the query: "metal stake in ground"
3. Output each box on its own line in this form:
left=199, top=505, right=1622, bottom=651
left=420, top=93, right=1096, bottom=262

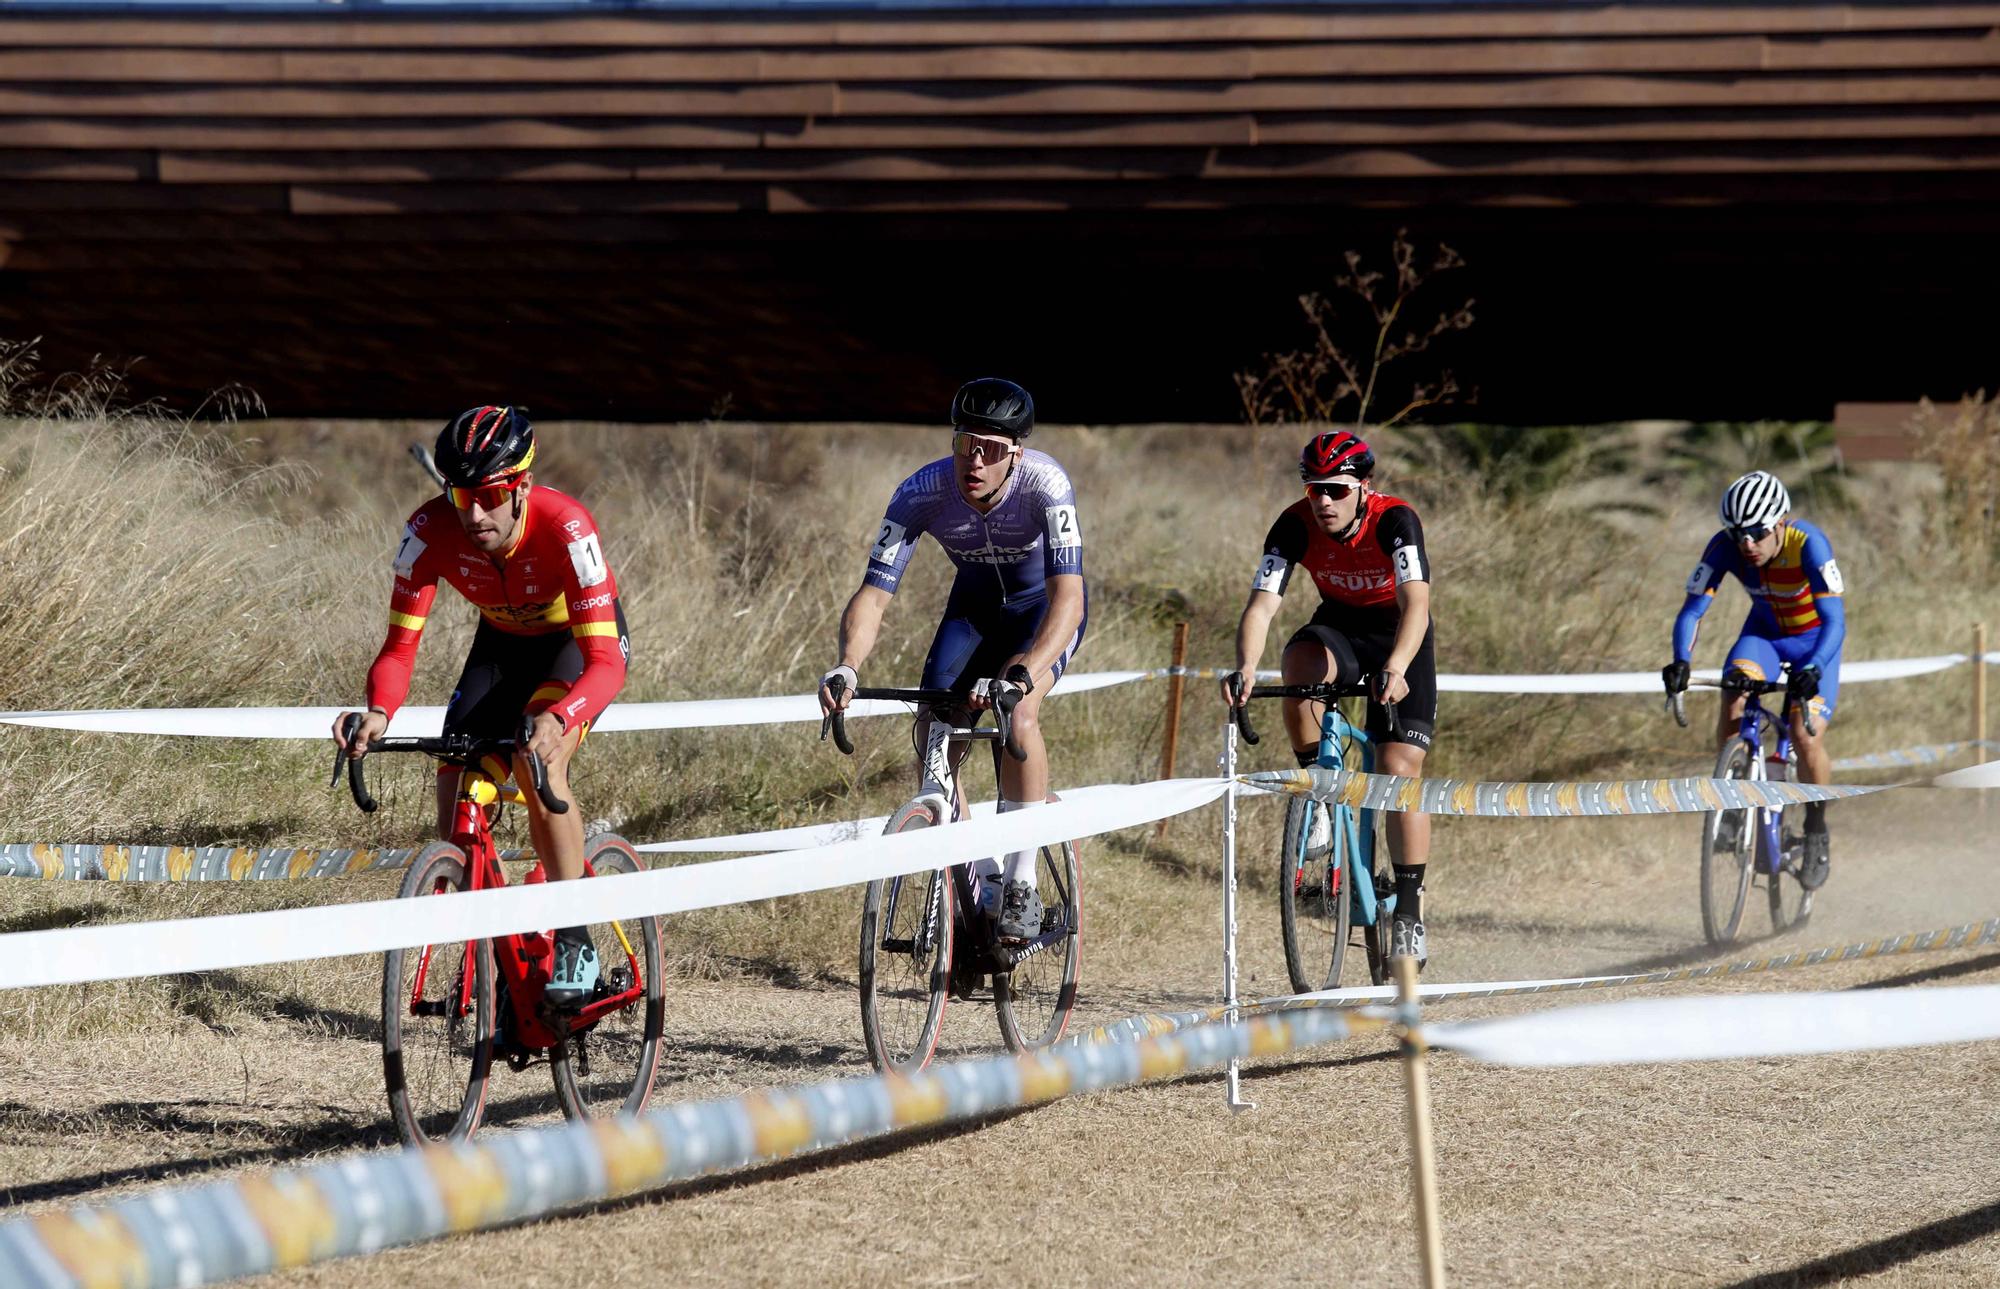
left=1395, top=954, right=1447, bottom=1288
left=1220, top=717, right=1254, bottom=1112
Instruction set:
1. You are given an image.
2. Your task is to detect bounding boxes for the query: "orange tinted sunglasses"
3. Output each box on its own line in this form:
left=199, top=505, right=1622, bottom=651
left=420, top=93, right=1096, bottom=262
left=447, top=474, right=528, bottom=511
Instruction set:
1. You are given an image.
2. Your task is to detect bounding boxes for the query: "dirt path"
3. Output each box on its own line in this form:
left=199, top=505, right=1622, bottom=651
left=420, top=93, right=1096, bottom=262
left=7, top=786, right=2000, bottom=1286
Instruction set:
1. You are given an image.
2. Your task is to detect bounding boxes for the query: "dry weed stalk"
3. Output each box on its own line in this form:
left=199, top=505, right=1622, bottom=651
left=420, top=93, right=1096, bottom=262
left=1910, top=392, right=2000, bottom=572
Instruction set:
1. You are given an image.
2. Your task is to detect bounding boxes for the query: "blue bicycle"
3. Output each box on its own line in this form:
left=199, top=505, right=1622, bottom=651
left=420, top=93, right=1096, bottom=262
left=1231, top=677, right=1400, bottom=992
left=1670, top=671, right=1817, bottom=944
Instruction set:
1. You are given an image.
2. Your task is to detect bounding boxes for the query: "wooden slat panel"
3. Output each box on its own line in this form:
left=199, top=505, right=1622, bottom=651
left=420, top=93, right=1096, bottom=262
left=8, top=32, right=2000, bottom=84
left=0, top=118, right=774, bottom=149
left=0, top=182, right=285, bottom=211
left=4, top=7, right=2000, bottom=48
left=0, top=150, right=150, bottom=180
left=8, top=73, right=2000, bottom=119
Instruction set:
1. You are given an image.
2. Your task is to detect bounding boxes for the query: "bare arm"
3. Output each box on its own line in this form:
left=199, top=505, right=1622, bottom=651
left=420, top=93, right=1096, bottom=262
left=1379, top=580, right=1431, bottom=704
left=1224, top=588, right=1285, bottom=706
left=820, top=583, right=894, bottom=712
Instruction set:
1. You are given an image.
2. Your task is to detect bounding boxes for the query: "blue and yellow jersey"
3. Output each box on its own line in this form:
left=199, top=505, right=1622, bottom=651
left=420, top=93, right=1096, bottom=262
left=1672, top=518, right=1847, bottom=670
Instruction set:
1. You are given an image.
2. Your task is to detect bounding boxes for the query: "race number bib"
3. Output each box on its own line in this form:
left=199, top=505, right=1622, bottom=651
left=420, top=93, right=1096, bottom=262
left=1685, top=561, right=1714, bottom=595
left=1045, top=505, right=1082, bottom=549
left=567, top=533, right=608, bottom=589
left=1392, top=544, right=1426, bottom=585
left=1251, top=552, right=1290, bottom=594
left=869, top=517, right=908, bottom=565
left=1818, top=558, right=1845, bottom=594
left=392, top=529, right=427, bottom=578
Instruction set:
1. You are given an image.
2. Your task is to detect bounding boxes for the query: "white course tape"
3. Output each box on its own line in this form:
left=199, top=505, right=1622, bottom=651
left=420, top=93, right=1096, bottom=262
left=637, top=783, right=1134, bottom=852
left=0, top=670, right=1156, bottom=739
left=0, top=776, right=1227, bottom=991
left=1435, top=653, right=1968, bottom=694
left=1430, top=982, right=2000, bottom=1067
left=1930, top=760, right=2000, bottom=789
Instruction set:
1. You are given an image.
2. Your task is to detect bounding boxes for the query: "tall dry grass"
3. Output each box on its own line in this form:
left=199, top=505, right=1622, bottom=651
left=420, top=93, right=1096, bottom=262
left=0, top=388, right=1992, bottom=1002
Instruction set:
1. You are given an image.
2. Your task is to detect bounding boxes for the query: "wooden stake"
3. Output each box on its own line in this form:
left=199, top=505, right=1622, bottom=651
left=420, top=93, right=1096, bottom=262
left=1394, top=954, right=1447, bottom=1289
left=1975, top=622, right=1989, bottom=763
left=1153, top=621, right=1191, bottom=840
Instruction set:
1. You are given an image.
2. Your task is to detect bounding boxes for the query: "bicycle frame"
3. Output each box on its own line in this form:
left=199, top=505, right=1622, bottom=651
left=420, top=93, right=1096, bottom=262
left=408, top=767, right=645, bottom=1052
left=1296, top=702, right=1390, bottom=930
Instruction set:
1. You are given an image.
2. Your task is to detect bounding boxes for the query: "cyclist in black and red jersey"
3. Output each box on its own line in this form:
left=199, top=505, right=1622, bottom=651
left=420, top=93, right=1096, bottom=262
left=1220, top=430, right=1437, bottom=965
left=334, top=406, right=631, bottom=1009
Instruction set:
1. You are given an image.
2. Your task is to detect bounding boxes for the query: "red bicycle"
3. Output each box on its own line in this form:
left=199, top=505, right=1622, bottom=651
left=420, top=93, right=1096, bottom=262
left=334, top=716, right=665, bottom=1146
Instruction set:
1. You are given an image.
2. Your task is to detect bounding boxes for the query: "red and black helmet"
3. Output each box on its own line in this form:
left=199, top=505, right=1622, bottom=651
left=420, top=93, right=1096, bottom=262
left=435, top=405, right=535, bottom=487
left=1299, top=430, right=1375, bottom=483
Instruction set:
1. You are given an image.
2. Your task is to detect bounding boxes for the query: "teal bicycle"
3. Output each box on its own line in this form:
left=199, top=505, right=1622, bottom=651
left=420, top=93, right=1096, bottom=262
left=1229, top=676, right=1400, bottom=993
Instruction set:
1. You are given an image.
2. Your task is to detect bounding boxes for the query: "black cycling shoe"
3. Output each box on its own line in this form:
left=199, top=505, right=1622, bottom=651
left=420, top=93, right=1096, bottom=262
left=1799, top=831, right=1831, bottom=891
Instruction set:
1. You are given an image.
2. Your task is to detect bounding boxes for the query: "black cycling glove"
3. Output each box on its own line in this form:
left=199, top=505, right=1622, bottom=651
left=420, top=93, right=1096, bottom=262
left=1661, top=660, right=1691, bottom=695
left=1786, top=665, right=1820, bottom=705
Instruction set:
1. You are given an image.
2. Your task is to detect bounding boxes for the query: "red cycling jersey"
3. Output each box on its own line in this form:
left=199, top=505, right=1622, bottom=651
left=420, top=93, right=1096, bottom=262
left=365, top=486, right=626, bottom=732
left=1252, top=490, right=1428, bottom=615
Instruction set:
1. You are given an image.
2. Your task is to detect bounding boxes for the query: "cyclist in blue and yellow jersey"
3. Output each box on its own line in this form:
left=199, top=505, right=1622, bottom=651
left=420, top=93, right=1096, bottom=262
left=818, top=378, right=1087, bottom=945
left=1662, top=470, right=1845, bottom=890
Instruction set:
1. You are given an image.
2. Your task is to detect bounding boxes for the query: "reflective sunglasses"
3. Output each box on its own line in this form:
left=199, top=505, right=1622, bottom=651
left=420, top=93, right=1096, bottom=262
left=447, top=473, right=528, bottom=511
left=1306, top=480, right=1361, bottom=500
left=1729, top=522, right=1776, bottom=544
left=952, top=429, right=1017, bottom=463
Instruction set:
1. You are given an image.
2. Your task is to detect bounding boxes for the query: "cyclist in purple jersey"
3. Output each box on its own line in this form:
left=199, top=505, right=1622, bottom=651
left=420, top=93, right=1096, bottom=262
left=820, top=378, right=1088, bottom=943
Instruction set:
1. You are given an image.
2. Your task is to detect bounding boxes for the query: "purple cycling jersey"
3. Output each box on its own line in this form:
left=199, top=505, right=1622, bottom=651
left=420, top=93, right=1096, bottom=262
left=863, top=449, right=1084, bottom=606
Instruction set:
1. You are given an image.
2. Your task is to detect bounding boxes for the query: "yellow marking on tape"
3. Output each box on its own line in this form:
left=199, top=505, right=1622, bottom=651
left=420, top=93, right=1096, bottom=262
left=884, top=1073, right=951, bottom=1127
left=1694, top=779, right=1721, bottom=811
left=1138, top=1040, right=1189, bottom=1082
left=1395, top=777, right=1422, bottom=813
left=1502, top=782, right=1529, bottom=816
left=287, top=850, right=316, bottom=879
left=166, top=846, right=193, bottom=883
left=1651, top=780, right=1677, bottom=811
left=1016, top=1052, right=1074, bottom=1105
left=1555, top=782, right=1582, bottom=814
left=1451, top=781, right=1478, bottom=814
left=746, top=1093, right=817, bottom=1157
left=30, top=1208, right=148, bottom=1287
left=237, top=1173, right=338, bottom=1268
left=592, top=1116, right=668, bottom=1196
left=1247, top=1017, right=1292, bottom=1058
left=343, top=850, right=376, bottom=874
left=1601, top=781, right=1628, bottom=813
left=230, top=847, right=256, bottom=881
left=31, top=842, right=61, bottom=880
left=424, top=1143, right=513, bottom=1233
left=102, top=845, right=129, bottom=882
left=1339, top=774, right=1370, bottom=808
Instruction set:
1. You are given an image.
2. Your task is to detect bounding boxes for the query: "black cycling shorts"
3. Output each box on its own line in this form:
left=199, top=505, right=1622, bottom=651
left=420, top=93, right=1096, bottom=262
left=1284, top=605, right=1436, bottom=750
left=444, top=603, right=630, bottom=742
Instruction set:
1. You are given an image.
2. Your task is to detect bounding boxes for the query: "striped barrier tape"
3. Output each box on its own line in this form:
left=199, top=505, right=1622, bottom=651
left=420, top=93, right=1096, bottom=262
left=1831, top=740, right=2000, bottom=771
left=0, top=777, right=1229, bottom=991
left=0, top=650, right=1981, bottom=740
left=0, top=844, right=531, bottom=882
left=1242, top=764, right=1889, bottom=817
left=0, top=1005, right=1377, bottom=1289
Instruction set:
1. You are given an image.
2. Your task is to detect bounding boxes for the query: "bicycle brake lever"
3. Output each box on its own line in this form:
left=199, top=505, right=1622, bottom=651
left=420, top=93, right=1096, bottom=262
left=1225, top=672, right=1260, bottom=746
left=517, top=715, right=572, bottom=815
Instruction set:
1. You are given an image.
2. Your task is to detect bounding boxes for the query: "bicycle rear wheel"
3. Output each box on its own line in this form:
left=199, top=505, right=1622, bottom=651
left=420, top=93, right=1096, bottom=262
left=1280, top=796, right=1350, bottom=993
left=859, top=802, right=954, bottom=1072
left=995, top=836, right=1082, bottom=1051
left=1699, top=740, right=1757, bottom=946
left=382, top=840, right=494, bottom=1146
left=1768, top=752, right=1814, bottom=933
left=551, top=834, right=667, bottom=1121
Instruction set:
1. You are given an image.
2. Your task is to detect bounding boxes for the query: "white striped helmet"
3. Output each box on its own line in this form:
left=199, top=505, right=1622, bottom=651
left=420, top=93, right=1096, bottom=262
left=1719, top=470, right=1791, bottom=531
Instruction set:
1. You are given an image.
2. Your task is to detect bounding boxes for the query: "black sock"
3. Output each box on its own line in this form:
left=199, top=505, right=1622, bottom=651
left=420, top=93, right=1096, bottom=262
left=1295, top=747, right=1319, bottom=769
left=1394, top=865, right=1426, bottom=922
left=1805, top=801, right=1828, bottom=834
left=556, top=925, right=591, bottom=948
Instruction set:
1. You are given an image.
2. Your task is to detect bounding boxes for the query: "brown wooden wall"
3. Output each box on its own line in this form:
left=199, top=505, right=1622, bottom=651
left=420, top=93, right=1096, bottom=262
left=0, top=3, right=1996, bottom=420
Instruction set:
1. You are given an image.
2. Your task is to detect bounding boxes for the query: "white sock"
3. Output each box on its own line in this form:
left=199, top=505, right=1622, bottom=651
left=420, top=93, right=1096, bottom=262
left=998, top=797, right=1039, bottom=886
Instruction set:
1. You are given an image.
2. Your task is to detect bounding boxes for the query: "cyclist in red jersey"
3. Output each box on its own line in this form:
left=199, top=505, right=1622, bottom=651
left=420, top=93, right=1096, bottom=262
left=1221, top=430, right=1437, bottom=966
left=334, top=406, right=630, bottom=1008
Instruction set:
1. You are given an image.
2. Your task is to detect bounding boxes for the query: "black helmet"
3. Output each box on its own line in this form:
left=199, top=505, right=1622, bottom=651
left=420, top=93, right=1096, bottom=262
left=950, top=378, right=1034, bottom=440
left=435, top=406, right=535, bottom=487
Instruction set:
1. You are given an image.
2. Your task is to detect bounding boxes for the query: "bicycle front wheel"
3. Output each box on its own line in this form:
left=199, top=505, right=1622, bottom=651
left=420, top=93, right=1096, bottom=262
left=382, top=840, right=494, bottom=1147
left=551, top=833, right=667, bottom=1121
left=995, top=836, right=1082, bottom=1052
left=1280, top=796, right=1350, bottom=993
left=1699, top=740, right=1757, bottom=946
left=859, top=802, right=954, bottom=1072
left=1768, top=752, right=1814, bottom=933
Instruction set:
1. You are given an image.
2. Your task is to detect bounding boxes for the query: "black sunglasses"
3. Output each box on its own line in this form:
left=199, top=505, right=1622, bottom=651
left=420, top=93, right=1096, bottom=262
left=1729, top=523, right=1776, bottom=543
